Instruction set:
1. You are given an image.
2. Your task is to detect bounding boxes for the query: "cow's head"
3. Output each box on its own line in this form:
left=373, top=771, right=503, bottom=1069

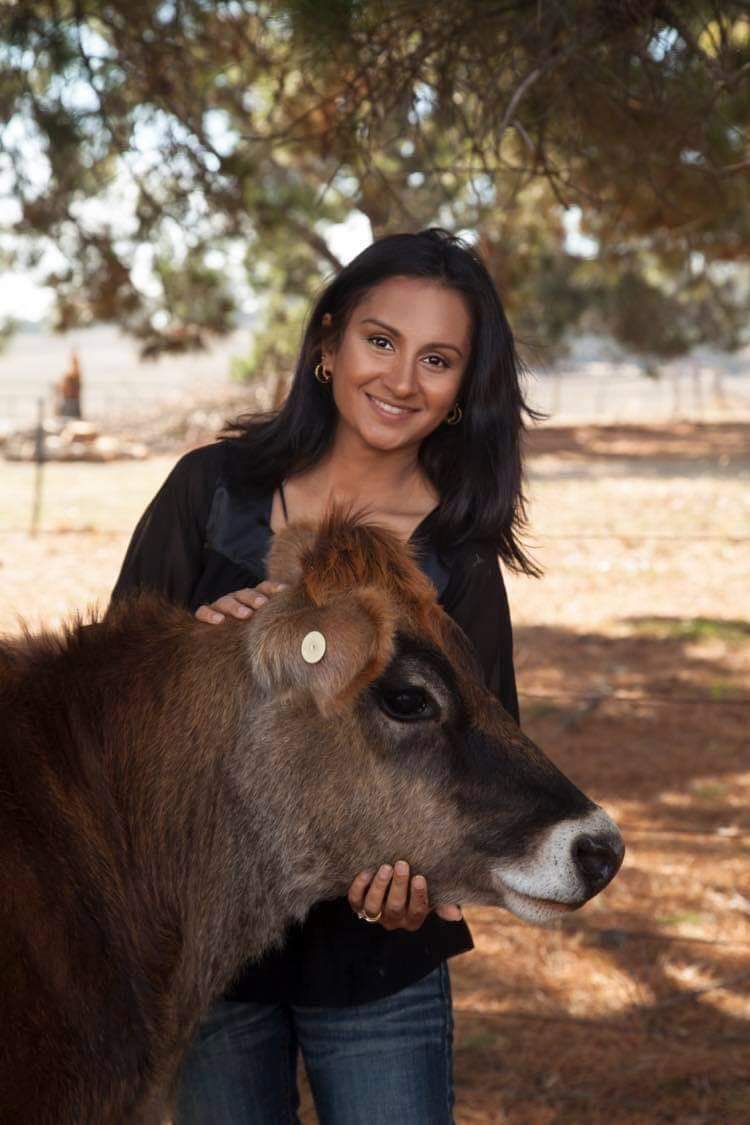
left=242, top=509, right=623, bottom=921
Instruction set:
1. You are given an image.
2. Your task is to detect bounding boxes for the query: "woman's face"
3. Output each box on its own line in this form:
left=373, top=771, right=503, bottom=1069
left=321, top=276, right=472, bottom=454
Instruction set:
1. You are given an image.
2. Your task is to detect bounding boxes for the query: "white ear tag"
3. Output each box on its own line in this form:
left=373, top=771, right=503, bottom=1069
left=301, top=630, right=326, bottom=664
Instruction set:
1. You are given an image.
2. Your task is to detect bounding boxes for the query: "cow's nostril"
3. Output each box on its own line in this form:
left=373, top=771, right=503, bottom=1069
left=572, top=833, right=624, bottom=893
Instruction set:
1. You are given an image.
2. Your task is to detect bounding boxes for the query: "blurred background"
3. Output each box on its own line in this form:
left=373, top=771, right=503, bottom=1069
left=1, top=2, right=748, bottom=1121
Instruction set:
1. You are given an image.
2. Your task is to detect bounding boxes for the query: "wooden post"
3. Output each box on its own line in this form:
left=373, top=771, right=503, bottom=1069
left=30, top=397, right=45, bottom=537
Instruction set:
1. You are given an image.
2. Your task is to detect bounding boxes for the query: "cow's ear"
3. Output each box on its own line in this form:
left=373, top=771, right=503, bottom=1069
left=246, top=587, right=397, bottom=716
left=265, top=522, right=318, bottom=587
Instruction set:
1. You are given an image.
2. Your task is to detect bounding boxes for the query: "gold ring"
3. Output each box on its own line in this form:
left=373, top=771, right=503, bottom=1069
left=357, top=908, right=382, bottom=923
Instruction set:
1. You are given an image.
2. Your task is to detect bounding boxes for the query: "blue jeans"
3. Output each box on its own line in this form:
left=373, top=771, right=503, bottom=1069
left=174, top=964, right=455, bottom=1124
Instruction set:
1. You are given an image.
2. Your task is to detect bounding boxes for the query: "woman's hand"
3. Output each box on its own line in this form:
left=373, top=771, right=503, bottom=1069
left=195, top=581, right=287, bottom=624
left=348, top=862, right=462, bottom=931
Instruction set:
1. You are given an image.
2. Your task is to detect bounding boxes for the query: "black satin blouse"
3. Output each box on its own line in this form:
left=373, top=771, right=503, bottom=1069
left=112, top=440, right=519, bottom=1007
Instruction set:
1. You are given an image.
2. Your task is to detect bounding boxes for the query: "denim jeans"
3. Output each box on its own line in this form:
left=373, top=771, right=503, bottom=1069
left=174, top=964, right=455, bottom=1124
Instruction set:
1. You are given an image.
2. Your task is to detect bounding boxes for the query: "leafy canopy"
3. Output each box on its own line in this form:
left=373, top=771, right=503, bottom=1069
left=1, top=1, right=747, bottom=365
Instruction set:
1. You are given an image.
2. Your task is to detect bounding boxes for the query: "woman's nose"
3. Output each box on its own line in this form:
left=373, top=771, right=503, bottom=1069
left=382, top=357, right=419, bottom=398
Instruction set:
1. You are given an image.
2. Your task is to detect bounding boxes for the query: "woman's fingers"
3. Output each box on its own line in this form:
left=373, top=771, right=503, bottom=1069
left=347, top=869, right=376, bottom=912
left=394, top=870, right=451, bottom=931
left=218, top=589, right=267, bottom=614
left=346, top=864, right=394, bottom=921
left=406, top=875, right=431, bottom=927
left=347, top=864, right=462, bottom=931
left=195, top=603, right=227, bottom=624
left=195, top=582, right=288, bottom=624
left=256, top=580, right=287, bottom=598
left=382, top=861, right=411, bottom=926
left=196, top=595, right=250, bottom=623
left=363, top=864, right=394, bottom=920
left=435, top=903, right=463, bottom=922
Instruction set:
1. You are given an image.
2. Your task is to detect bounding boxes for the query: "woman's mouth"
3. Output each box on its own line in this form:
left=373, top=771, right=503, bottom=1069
left=365, top=393, right=418, bottom=421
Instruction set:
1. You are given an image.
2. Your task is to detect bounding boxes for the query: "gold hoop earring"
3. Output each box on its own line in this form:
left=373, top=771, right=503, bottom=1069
left=314, top=362, right=331, bottom=384
left=445, top=404, right=462, bottom=425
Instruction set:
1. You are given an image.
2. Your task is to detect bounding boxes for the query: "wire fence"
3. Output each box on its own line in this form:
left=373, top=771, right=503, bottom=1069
left=527, top=367, right=750, bottom=424
left=519, top=690, right=750, bottom=706
left=0, top=325, right=249, bottom=431
left=2, top=333, right=747, bottom=713
left=1, top=326, right=750, bottom=430
left=532, top=532, right=750, bottom=542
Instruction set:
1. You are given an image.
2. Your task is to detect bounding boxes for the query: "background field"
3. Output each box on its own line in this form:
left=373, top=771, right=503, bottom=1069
left=1, top=420, right=748, bottom=1123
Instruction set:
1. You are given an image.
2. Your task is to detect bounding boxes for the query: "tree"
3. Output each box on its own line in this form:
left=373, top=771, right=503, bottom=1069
left=1, top=1, right=747, bottom=365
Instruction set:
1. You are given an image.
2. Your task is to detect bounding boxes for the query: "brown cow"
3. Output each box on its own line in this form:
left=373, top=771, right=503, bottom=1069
left=0, top=510, right=623, bottom=1123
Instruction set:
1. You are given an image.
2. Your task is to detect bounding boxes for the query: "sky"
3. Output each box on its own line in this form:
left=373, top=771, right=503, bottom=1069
left=0, top=19, right=601, bottom=327
left=0, top=208, right=372, bottom=323
left=0, top=19, right=690, bottom=328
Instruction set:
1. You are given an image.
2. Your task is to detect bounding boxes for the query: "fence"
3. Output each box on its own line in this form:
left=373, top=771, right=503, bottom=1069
left=1, top=326, right=749, bottom=432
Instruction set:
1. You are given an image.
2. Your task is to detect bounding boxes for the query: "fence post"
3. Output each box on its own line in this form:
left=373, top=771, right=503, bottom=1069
left=30, top=397, right=45, bottom=537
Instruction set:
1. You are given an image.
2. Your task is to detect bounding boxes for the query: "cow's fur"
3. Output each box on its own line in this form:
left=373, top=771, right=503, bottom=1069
left=0, top=509, right=623, bottom=1122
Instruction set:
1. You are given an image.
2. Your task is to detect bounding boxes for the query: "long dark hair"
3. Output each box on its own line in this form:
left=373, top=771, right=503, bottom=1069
left=225, top=227, right=542, bottom=575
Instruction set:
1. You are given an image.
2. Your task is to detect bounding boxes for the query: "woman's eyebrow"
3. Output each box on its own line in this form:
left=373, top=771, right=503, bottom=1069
left=358, top=316, right=464, bottom=358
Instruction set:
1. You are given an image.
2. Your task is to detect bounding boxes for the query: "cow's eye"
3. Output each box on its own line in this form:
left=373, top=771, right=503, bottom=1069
left=377, top=687, right=437, bottom=722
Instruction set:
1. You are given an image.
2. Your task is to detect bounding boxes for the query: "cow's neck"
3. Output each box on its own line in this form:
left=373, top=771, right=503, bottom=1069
left=90, top=616, right=321, bottom=1020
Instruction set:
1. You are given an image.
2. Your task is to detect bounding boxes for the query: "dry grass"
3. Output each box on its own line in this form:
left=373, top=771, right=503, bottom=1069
left=450, top=422, right=750, bottom=1124
left=1, top=421, right=748, bottom=1123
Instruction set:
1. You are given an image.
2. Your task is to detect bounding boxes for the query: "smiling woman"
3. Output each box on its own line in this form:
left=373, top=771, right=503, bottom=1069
left=219, top=227, right=541, bottom=568
left=324, top=278, right=469, bottom=441
left=273, top=276, right=473, bottom=538
left=112, top=226, right=539, bottom=1124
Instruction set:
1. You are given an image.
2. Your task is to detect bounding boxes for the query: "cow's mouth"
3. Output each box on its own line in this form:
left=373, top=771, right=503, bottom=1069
left=496, top=883, right=579, bottom=924
left=487, top=808, right=624, bottom=924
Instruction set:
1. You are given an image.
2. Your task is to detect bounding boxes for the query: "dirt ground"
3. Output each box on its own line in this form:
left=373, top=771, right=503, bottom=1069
left=1, top=420, right=748, bottom=1123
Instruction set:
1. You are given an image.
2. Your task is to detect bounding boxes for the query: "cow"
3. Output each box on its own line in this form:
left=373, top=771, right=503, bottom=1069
left=0, top=509, right=623, bottom=1123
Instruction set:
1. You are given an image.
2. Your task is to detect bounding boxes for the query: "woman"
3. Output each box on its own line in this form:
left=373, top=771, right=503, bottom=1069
left=112, top=227, right=539, bottom=1124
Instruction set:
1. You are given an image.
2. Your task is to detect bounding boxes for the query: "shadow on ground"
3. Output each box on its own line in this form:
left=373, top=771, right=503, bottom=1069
left=512, top=618, right=749, bottom=803
left=525, top=421, right=750, bottom=467
left=449, top=615, right=750, bottom=1124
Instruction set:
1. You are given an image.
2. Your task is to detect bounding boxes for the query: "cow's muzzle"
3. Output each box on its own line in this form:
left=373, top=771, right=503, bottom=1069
left=572, top=829, right=624, bottom=896
left=492, top=808, right=625, bottom=923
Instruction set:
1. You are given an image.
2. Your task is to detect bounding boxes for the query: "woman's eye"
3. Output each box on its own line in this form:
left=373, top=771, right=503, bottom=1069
left=367, top=337, right=449, bottom=369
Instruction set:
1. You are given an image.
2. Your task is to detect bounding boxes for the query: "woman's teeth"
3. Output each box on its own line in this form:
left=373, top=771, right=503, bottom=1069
left=367, top=394, right=414, bottom=416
